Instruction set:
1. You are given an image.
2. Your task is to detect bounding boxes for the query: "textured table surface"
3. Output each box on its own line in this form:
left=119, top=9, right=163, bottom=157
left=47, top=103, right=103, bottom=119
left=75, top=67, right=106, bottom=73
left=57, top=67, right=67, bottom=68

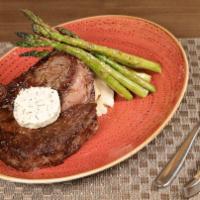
left=0, top=39, right=199, bottom=200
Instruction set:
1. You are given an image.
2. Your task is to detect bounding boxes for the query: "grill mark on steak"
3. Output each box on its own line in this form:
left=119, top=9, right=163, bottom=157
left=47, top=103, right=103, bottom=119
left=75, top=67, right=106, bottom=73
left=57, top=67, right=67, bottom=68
left=0, top=52, right=98, bottom=171
left=61, top=60, right=95, bottom=111
left=25, top=52, right=77, bottom=90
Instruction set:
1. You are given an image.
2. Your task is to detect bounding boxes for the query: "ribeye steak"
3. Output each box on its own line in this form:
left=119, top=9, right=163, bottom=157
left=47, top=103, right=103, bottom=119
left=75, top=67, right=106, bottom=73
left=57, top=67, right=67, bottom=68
left=0, top=52, right=98, bottom=171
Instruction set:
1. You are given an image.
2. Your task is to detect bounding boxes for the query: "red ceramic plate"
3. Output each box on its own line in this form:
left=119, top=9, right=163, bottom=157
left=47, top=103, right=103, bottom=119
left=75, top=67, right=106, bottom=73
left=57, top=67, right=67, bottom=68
left=0, top=16, right=188, bottom=184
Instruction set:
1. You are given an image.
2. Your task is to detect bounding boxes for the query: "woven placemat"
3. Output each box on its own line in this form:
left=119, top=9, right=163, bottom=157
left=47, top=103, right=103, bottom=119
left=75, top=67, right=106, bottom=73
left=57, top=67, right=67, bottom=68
left=0, top=39, right=199, bottom=200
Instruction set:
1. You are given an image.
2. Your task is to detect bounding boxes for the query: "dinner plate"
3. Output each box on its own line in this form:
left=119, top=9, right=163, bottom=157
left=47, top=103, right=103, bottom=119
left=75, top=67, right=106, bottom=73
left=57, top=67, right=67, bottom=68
left=0, top=15, right=188, bottom=184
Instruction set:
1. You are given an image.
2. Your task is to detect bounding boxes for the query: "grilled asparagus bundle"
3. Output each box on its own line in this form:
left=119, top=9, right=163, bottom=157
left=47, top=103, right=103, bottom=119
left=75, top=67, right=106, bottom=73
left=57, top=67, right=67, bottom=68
left=16, top=9, right=161, bottom=100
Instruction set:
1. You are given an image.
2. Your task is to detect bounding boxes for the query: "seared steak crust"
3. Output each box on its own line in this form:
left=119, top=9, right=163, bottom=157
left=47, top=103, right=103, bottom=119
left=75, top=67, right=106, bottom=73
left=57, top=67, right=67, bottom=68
left=0, top=52, right=98, bottom=171
left=0, top=103, right=97, bottom=171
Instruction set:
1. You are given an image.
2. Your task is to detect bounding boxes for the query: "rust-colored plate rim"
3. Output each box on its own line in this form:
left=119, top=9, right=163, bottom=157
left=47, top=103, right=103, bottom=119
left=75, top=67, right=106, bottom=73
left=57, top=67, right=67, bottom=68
left=0, top=15, right=189, bottom=184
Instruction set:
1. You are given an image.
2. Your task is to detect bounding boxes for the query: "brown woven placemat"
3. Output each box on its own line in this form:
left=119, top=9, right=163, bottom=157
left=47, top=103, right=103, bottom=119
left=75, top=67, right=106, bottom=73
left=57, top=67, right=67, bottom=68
left=0, top=39, right=199, bottom=200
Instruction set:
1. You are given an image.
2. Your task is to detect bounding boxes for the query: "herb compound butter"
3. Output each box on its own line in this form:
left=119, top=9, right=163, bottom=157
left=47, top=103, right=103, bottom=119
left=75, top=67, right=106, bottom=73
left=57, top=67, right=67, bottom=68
left=13, top=87, right=61, bottom=129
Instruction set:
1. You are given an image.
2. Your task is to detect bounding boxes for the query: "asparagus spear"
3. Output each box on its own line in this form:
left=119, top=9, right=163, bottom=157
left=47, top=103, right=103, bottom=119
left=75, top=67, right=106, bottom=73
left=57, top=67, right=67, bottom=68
left=55, top=27, right=80, bottom=39
left=22, top=9, right=161, bottom=73
left=20, top=50, right=50, bottom=57
left=135, top=72, right=151, bottom=82
left=19, top=50, right=152, bottom=83
left=17, top=32, right=149, bottom=97
left=16, top=34, right=133, bottom=100
left=95, top=54, right=156, bottom=92
left=54, top=26, right=153, bottom=83
left=21, top=49, right=152, bottom=83
left=53, top=26, right=153, bottom=83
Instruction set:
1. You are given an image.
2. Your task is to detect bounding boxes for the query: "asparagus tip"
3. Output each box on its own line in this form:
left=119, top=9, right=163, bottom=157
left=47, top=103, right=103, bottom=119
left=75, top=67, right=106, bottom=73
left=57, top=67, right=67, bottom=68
left=156, top=64, right=162, bottom=73
left=21, top=9, right=44, bottom=26
left=21, top=9, right=34, bottom=16
left=21, top=9, right=32, bottom=18
left=16, top=32, right=29, bottom=39
left=151, top=86, right=156, bottom=93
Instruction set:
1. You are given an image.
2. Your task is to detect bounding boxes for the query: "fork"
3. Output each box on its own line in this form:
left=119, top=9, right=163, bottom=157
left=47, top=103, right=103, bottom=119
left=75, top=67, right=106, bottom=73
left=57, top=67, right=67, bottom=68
left=184, top=170, right=200, bottom=198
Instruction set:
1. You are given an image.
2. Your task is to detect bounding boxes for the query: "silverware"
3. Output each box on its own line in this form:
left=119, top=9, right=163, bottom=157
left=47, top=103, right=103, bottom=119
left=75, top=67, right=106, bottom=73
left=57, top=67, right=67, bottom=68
left=154, top=122, right=200, bottom=188
left=183, top=170, right=200, bottom=198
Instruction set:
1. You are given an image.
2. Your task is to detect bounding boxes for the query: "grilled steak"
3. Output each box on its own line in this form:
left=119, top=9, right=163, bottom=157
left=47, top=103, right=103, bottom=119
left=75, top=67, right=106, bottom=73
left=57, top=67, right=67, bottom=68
left=0, top=52, right=98, bottom=171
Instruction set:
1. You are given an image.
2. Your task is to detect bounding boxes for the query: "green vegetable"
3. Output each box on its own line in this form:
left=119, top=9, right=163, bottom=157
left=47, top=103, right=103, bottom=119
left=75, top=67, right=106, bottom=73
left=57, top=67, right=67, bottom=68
left=20, top=27, right=152, bottom=86
left=16, top=34, right=133, bottom=100
left=95, top=54, right=156, bottom=92
left=22, top=9, right=161, bottom=73
left=20, top=50, right=50, bottom=57
left=55, top=27, right=79, bottom=38
left=42, top=26, right=153, bottom=83
left=17, top=32, right=149, bottom=97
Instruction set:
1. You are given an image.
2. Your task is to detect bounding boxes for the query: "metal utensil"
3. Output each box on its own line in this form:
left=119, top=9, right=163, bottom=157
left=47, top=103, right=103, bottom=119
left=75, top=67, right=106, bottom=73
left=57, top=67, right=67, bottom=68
left=183, top=170, right=200, bottom=198
left=154, top=122, right=200, bottom=188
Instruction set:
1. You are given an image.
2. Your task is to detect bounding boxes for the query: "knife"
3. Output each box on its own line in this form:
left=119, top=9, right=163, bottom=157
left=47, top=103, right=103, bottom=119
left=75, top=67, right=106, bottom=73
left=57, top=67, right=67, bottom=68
left=154, top=122, right=200, bottom=188
left=183, top=170, right=200, bottom=198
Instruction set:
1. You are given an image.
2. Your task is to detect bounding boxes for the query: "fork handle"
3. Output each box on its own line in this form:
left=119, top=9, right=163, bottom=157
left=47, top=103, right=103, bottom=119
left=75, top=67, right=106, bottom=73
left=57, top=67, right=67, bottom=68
left=184, top=170, right=200, bottom=198
left=154, top=122, right=200, bottom=188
